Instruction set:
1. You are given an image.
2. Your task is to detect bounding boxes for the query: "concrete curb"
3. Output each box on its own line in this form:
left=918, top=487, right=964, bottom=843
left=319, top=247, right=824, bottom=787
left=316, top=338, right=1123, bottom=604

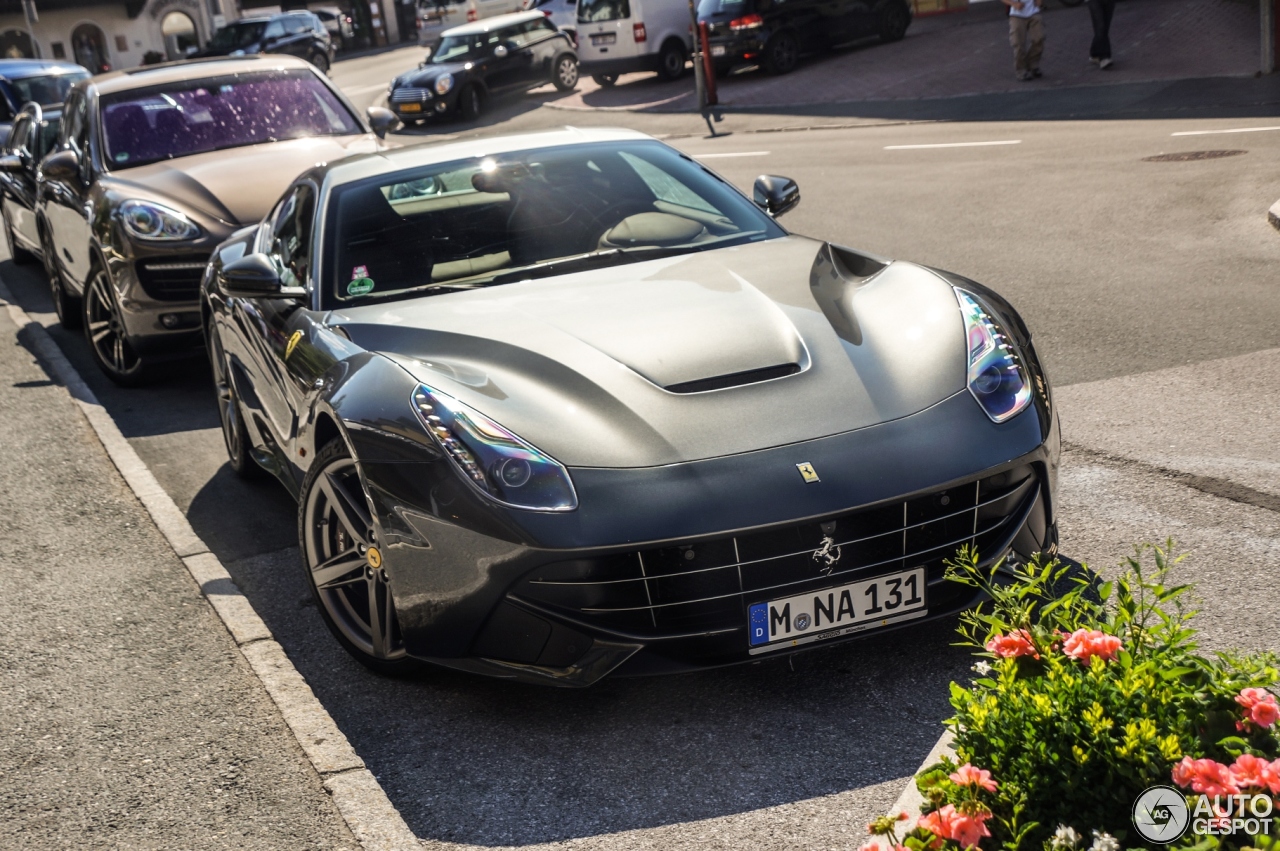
left=870, top=731, right=956, bottom=849
left=0, top=282, right=421, bottom=851
left=1269, top=198, right=1280, bottom=230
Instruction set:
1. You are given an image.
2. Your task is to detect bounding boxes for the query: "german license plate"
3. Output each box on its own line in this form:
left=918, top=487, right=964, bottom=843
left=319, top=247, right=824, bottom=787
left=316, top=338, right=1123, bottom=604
left=711, top=45, right=726, bottom=56
left=590, top=32, right=616, bottom=45
left=398, top=103, right=422, bottom=113
left=748, top=567, right=927, bottom=653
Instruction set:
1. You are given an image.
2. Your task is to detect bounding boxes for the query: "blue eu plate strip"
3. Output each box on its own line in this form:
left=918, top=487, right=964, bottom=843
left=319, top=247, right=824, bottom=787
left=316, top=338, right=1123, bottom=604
left=749, top=602, right=769, bottom=646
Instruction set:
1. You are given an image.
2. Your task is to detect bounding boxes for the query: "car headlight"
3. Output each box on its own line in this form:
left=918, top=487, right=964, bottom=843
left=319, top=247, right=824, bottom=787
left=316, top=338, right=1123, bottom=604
left=434, top=73, right=454, bottom=95
left=956, top=288, right=1031, bottom=423
left=119, top=200, right=201, bottom=241
left=412, top=384, right=577, bottom=511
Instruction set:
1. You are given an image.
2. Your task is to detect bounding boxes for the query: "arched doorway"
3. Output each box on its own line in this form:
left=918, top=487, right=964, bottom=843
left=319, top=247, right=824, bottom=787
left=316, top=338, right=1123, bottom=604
left=71, top=23, right=110, bottom=72
left=0, top=29, right=36, bottom=59
left=161, top=11, right=199, bottom=60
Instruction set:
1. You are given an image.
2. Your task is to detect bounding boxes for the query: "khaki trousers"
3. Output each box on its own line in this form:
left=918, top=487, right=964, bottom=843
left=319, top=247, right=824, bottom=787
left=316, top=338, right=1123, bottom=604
left=1009, top=13, right=1045, bottom=75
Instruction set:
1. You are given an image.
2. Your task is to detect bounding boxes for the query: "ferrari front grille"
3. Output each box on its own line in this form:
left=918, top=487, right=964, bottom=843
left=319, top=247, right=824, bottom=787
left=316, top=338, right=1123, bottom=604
left=514, top=466, right=1041, bottom=638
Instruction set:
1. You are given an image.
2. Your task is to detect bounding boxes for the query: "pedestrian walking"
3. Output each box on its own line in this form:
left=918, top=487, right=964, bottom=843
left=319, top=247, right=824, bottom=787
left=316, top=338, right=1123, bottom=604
left=1089, top=0, right=1116, bottom=69
left=1002, top=0, right=1044, bottom=81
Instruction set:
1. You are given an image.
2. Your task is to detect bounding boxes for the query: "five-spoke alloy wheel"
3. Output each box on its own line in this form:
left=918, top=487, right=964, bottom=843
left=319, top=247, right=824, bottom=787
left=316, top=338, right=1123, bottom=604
left=84, top=267, right=147, bottom=385
left=300, top=439, right=418, bottom=675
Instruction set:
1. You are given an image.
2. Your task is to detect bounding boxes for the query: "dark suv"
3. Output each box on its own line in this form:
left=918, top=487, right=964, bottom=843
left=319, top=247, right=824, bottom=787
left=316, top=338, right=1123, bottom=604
left=388, top=11, right=578, bottom=123
left=197, top=12, right=336, bottom=73
left=698, top=0, right=911, bottom=75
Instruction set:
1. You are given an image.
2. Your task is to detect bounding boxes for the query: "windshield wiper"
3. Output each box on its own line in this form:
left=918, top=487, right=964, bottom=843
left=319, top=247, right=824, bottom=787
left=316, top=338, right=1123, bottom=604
left=485, top=245, right=687, bottom=285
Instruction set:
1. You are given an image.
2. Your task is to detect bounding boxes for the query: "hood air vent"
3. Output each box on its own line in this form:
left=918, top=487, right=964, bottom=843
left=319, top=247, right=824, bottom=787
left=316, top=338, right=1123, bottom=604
left=665, top=363, right=800, bottom=394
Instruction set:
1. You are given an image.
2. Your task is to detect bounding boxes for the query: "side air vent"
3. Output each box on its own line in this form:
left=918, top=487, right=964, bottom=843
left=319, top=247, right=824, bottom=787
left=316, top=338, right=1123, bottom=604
left=665, top=363, right=800, bottom=394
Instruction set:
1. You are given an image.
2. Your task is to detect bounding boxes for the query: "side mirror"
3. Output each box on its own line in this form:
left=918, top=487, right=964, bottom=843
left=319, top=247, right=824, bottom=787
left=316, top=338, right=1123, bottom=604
left=753, top=174, right=799, bottom=217
left=219, top=253, right=283, bottom=298
left=493, top=44, right=509, bottom=59
left=366, top=105, right=402, bottom=139
left=41, top=148, right=80, bottom=181
left=0, top=153, right=22, bottom=174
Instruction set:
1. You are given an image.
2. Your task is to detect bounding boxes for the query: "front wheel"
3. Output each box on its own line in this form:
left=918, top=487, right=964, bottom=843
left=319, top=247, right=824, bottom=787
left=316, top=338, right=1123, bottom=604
left=458, top=85, right=482, bottom=120
left=208, top=317, right=262, bottom=479
left=311, top=51, right=331, bottom=74
left=299, top=438, right=421, bottom=676
left=552, top=53, right=579, bottom=91
left=763, top=30, right=799, bottom=75
left=877, top=0, right=911, bottom=42
left=592, top=73, right=618, bottom=87
left=84, top=266, right=148, bottom=386
left=657, top=39, right=687, bottom=80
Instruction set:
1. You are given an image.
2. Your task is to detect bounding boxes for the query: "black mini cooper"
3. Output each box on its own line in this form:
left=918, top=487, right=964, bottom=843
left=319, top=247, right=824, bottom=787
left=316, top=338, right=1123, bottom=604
left=389, top=11, right=579, bottom=123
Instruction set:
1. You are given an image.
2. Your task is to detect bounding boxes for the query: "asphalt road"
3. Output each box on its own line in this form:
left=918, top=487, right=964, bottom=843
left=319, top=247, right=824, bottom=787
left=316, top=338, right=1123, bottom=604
left=2, top=61, right=1278, bottom=848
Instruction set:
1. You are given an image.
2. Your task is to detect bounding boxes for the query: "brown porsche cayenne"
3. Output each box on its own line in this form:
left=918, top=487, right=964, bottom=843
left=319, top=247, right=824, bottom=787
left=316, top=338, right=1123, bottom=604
left=37, top=55, right=400, bottom=384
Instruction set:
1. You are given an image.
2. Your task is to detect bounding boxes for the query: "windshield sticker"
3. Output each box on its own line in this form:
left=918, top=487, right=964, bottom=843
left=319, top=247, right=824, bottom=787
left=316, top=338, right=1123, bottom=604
left=351, top=265, right=368, bottom=280
left=348, top=276, right=375, bottom=296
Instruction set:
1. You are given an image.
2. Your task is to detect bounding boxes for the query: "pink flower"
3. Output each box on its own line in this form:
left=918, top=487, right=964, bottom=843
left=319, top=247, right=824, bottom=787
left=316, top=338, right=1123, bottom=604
left=1229, top=754, right=1280, bottom=795
left=949, top=764, right=998, bottom=793
left=985, top=629, right=1039, bottom=659
left=919, top=804, right=991, bottom=850
left=1061, top=629, right=1122, bottom=665
left=1172, top=756, right=1240, bottom=797
left=1235, top=688, right=1279, bottom=730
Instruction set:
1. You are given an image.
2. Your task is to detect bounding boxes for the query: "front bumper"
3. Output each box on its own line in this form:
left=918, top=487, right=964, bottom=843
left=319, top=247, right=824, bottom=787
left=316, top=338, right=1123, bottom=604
left=389, top=85, right=458, bottom=120
left=108, top=240, right=227, bottom=357
left=366, top=386, right=1061, bottom=686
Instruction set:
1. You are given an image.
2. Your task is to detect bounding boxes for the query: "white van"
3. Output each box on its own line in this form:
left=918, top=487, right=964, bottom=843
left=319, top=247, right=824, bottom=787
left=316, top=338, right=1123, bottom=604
left=464, top=0, right=527, bottom=23
left=576, top=0, right=692, bottom=85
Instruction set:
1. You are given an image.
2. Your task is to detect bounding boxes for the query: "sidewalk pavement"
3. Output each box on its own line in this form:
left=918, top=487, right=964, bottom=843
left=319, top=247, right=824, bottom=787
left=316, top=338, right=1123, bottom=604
left=536, top=0, right=1259, bottom=112
left=0, top=294, right=359, bottom=847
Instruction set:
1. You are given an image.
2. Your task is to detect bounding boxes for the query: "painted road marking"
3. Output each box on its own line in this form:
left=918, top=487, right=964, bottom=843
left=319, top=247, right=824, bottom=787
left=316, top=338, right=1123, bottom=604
left=885, top=140, right=1022, bottom=150
left=693, top=151, right=771, bottom=158
left=1171, top=125, right=1280, bottom=137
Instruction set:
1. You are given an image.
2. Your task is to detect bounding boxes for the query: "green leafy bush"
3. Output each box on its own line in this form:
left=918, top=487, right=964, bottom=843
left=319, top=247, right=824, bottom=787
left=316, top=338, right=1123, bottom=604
left=864, top=542, right=1280, bottom=851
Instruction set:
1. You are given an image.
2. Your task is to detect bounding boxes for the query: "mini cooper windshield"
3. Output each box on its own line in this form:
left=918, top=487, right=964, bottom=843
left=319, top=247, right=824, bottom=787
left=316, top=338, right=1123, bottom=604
left=100, top=70, right=362, bottom=169
left=326, top=141, right=785, bottom=305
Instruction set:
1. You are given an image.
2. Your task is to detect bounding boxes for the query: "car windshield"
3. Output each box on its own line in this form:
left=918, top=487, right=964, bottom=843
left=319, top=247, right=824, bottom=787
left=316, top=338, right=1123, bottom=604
left=324, top=140, right=785, bottom=306
left=207, top=22, right=269, bottom=50
left=578, top=0, right=629, bottom=22
left=9, top=71, right=89, bottom=106
left=100, top=70, right=362, bottom=170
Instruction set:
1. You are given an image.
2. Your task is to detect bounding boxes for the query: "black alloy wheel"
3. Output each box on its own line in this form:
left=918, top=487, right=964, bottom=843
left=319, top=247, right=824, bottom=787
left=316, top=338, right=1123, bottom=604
left=877, top=1, right=911, bottom=43
left=553, top=53, right=579, bottom=91
left=592, top=73, right=618, bottom=87
left=763, top=30, right=799, bottom=75
left=83, top=266, right=147, bottom=386
left=311, top=51, right=331, bottom=74
left=300, top=439, right=419, bottom=675
left=658, top=39, right=687, bottom=80
left=39, top=228, right=79, bottom=330
left=4, top=216, right=34, bottom=265
left=459, top=85, right=482, bottom=121
left=208, top=318, right=262, bottom=479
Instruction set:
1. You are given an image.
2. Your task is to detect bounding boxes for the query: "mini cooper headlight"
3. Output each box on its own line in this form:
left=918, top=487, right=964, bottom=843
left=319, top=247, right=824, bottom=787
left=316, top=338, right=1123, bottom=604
left=119, top=200, right=201, bottom=241
left=434, top=73, right=454, bottom=96
left=956, top=288, right=1031, bottom=423
left=412, top=384, right=577, bottom=511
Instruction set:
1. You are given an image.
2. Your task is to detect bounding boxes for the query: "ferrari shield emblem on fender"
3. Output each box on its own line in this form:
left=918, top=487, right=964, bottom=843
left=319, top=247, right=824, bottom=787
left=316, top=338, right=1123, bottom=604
left=796, top=462, right=820, bottom=483
left=285, top=330, right=303, bottom=360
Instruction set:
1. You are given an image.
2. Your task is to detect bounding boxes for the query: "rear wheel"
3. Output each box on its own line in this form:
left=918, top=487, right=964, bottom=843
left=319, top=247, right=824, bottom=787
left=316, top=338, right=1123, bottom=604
left=763, top=30, right=799, bottom=75
left=552, top=52, right=579, bottom=91
left=300, top=438, right=421, bottom=676
left=877, top=1, right=910, bottom=43
left=657, top=38, right=687, bottom=80
left=459, top=85, right=482, bottom=120
left=592, top=73, right=618, bottom=87
left=311, top=51, right=331, bottom=74
left=83, top=265, right=148, bottom=386
left=4, top=215, right=34, bottom=265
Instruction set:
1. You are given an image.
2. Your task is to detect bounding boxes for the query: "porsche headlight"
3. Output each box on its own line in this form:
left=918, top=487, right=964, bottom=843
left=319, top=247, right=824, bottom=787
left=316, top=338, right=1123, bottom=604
left=434, top=73, right=454, bottom=95
left=956, top=289, right=1031, bottom=423
left=412, top=384, right=577, bottom=511
left=119, top=200, right=201, bottom=241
